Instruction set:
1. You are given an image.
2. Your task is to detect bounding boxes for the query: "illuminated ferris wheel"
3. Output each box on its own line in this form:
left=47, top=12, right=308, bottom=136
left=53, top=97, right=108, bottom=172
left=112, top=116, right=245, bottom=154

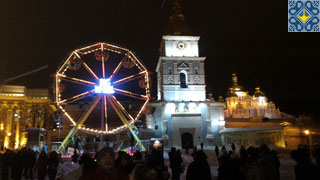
left=55, top=42, right=150, bottom=151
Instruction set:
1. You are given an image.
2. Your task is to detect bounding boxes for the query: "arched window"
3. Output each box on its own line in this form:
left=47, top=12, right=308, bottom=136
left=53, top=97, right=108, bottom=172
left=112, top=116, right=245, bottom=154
left=180, top=71, right=188, bottom=88
left=194, top=67, right=199, bottom=75
left=168, top=67, right=172, bottom=74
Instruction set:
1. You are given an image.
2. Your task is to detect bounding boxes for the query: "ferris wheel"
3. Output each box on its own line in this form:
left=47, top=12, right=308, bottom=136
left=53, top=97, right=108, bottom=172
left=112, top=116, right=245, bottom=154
left=55, top=42, right=150, bottom=152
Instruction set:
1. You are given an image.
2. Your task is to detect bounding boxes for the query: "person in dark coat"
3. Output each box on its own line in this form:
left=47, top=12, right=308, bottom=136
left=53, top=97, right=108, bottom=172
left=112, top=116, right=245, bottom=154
left=270, top=150, right=280, bottom=179
left=23, top=149, right=36, bottom=180
left=313, top=146, right=320, bottom=168
left=47, top=151, right=59, bottom=180
left=217, top=148, right=246, bottom=180
left=72, top=152, right=79, bottom=164
left=292, top=148, right=320, bottom=180
left=79, top=153, right=97, bottom=176
left=221, top=145, right=226, bottom=152
left=231, top=143, right=236, bottom=152
left=146, top=149, right=162, bottom=170
left=170, top=150, right=183, bottom=180
left=257, top=144, right=278, bottom=180
left=215, top=145, right=219, bottom=158
left=239, top=145, right=248, bottom=163
left=35, top=151, right=48, bottom=180
left=12, top=150, right=24, bottom=180
left=244, top=146, right=259, bottom=180
left=186, top=150, right=211, bottom=180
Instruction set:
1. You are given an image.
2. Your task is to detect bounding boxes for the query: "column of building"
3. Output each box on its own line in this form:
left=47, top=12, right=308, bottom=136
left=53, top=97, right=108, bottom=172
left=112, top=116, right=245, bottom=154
left=206, top=107, right=214, bottom=142
left=4, top=104, right=13, bottom=149
left=0, top=105, right=6, bottom=149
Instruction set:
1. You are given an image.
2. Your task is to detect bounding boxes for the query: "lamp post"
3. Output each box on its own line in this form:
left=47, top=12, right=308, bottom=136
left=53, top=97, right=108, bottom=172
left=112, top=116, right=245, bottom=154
left=304, top=129, right=310, bottom=150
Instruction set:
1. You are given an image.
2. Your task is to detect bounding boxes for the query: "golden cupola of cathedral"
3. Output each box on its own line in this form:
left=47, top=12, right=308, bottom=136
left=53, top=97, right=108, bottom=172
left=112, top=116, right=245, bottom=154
left=226, top=73, right=245, bottom=97
left=231, top=73, right=243, bottom=91
left=164, top=0, right=192, bottom=35
left=253, top=87, right=265, bottom=97
left=226, top=88, right=238, bottom=97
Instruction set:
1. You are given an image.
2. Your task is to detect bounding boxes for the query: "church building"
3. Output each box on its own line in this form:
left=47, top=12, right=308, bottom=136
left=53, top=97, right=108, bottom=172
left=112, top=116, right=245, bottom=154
left=224, top=73, right=281, bottom=120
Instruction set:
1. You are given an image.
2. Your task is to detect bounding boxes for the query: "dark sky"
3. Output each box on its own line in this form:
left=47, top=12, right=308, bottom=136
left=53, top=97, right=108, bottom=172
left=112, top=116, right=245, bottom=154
left=1, top=0, right=319, bottom=117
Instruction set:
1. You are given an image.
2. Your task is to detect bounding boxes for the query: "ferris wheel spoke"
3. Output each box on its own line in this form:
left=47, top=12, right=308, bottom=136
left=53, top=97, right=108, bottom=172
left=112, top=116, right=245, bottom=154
left=58, top=90, right=95, bottom=104
left=113, top=88, right=148, bottom=100
left=103, top=95, right=108, bottom=131
left=112, top=71, right=146, bottom=85
left=109, top=53, right=128, bottom=80
left=101, top=44, right=106, bottom=78
left=74, top=51, right=99, bottom=81
left=77, top=95, right=102, bottom=126
left=106, top=96, right=130, bottom=127
left=57, top=74, right=96, bottom=87
left=110, top=95, right=135, bottom=121
left=79, top=59, right=100, bottom=81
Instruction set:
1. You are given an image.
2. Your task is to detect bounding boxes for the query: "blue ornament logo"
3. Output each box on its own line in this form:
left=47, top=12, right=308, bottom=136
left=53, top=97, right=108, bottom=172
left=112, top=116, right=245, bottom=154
left=288, top=0, right=320, bottom=32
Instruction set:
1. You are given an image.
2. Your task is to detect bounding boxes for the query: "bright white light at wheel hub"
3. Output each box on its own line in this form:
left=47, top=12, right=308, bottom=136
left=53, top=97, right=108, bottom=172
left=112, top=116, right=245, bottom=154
left=95, top=79, right=114, bottom=94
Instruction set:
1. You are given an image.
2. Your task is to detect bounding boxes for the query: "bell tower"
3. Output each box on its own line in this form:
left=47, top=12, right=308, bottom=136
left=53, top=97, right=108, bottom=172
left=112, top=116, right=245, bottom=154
left=156, top=0, right=206, bottom=101
left=148, top=0, right=225, bottom=148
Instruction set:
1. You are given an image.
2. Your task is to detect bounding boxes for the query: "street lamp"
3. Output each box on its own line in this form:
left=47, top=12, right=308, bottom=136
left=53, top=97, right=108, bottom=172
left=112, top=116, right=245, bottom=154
left=304, top=129, right=310, bottom=150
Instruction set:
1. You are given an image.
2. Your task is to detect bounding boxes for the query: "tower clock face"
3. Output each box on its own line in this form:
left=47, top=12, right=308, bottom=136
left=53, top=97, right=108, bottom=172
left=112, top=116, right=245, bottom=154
left=177, top=42, right=186, bottom=50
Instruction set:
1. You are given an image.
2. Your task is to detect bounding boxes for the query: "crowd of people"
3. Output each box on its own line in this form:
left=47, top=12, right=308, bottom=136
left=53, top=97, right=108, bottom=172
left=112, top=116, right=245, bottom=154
left=78, top=146, right=211, bottom=180
left=79, top=147, right=168, bottom=180
left=1, top=144, right=320, bottom=180
left=214, top=143, right=320, bottom=180
left=0, top=148, right=59, bottom=180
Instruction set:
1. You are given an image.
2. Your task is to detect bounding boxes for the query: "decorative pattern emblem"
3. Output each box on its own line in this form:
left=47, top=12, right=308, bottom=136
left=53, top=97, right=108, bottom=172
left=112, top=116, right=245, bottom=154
left=288, top=0, right=320, bottom=32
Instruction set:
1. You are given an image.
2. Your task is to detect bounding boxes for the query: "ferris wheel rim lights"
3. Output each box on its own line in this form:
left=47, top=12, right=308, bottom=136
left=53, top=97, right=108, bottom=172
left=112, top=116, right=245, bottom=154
left=55, top=42, right=150, bottom=135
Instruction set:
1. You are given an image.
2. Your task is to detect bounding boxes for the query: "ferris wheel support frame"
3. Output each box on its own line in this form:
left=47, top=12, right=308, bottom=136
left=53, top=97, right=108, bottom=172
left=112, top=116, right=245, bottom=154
left=57, top=94, right=146, bottom=152
left=57, top=96, right=102, bottom=152
left=107, top=96, right=145, bottom=151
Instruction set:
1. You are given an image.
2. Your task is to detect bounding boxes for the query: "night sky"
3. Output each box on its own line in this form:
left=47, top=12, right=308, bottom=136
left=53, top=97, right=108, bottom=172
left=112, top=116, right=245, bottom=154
left=1, top=0, right=319, bottom=117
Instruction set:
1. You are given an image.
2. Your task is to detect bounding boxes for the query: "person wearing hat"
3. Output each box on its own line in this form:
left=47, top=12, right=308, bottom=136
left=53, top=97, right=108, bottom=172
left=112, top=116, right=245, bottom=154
left=80, top=147, right=128, bottom=180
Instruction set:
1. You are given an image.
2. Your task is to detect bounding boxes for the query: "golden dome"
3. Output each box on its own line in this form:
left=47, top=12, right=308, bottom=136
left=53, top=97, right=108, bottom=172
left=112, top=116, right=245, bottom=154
left=231, top=73, right=243, bottom=91
left=226, top=88, right=238, bottom=97
left=253, top=87, right=265, bottom=97
left=163, top=0, right=192, bottom=35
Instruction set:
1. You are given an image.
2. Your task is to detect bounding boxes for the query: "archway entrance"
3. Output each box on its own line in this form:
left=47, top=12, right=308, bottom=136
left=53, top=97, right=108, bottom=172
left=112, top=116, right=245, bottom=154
left=181, top=132, right=193, bottom=149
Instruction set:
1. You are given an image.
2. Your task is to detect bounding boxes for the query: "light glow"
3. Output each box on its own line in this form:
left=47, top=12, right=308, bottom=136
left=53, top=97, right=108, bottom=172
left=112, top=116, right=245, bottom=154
left=165, top=103, right=176, bottom=114
left=213, top=119, right=226, bottom=126
left=95, top=79, right=114, bottom=94
left=304, top=129, right=310, bottom=135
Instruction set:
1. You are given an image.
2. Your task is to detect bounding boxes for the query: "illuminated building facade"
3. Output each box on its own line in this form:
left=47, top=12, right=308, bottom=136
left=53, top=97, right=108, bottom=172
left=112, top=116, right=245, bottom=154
left=0, top=85, right=53, bottom=150
left=147, top=0, right=225, bottom=148
left=224, top=73, right=281, bottom=119
left=219, top=73, right=320, bottom=149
